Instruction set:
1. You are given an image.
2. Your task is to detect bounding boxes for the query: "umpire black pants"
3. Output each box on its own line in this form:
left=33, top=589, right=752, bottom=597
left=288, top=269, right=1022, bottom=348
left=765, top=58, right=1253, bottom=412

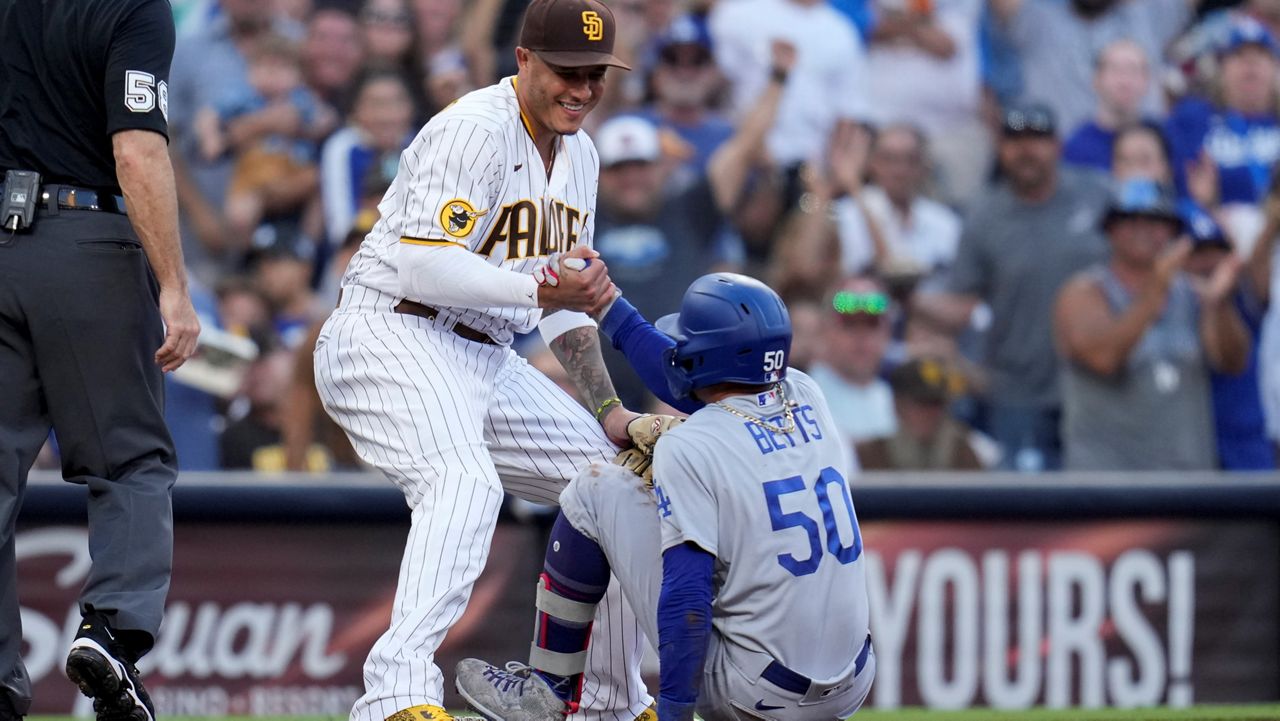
left=0, top=204, right=177, bottom=714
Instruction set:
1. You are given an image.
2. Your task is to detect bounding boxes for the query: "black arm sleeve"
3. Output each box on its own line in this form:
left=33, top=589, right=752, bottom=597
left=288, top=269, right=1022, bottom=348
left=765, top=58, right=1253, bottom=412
left=103, top=0, right=175, bottom=139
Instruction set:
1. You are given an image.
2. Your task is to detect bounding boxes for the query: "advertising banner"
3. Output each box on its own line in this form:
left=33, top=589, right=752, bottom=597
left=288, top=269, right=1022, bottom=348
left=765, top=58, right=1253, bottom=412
left=16, top=518, right=1278, bottom=714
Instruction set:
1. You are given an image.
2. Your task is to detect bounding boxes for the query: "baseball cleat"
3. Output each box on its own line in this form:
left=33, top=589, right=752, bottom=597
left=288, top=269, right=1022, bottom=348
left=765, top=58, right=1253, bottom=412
left=0, top=694, right=24, bottom=721
left=64, top=617, right=154, bottom=721
left=455, top=659, right=568, bottom=721
left=386, top=704, right=480, bottom=721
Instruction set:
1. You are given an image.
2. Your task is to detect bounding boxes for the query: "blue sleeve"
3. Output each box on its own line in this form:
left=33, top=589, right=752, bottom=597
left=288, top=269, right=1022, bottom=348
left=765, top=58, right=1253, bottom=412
left=828, top=0, right=877, bottom=41
left=1165, top=98, right=1212, bottom=198
left=657, top=543, right=715, bottom=721
left=291, top=87, right=320, bottom=126
left=598, top=297, right=704, bottom=415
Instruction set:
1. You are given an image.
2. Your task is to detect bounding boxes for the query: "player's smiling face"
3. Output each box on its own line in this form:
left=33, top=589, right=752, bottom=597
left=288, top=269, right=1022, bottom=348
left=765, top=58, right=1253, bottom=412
left=517, top=48, right=607, bottom=137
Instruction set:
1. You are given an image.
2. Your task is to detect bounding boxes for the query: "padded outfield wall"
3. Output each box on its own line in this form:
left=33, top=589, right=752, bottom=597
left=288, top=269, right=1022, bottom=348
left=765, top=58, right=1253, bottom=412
left=15, top=472, right=1280, bottom=716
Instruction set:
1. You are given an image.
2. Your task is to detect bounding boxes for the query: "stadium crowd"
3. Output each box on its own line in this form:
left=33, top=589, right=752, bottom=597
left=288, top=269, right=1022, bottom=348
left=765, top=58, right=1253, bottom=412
left=37, top=0, right=1279, bottom=473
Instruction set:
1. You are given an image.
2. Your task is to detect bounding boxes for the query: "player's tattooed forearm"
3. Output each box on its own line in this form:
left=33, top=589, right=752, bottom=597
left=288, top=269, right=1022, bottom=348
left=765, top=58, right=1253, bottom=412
left=551, top=325, right=619, bottom=414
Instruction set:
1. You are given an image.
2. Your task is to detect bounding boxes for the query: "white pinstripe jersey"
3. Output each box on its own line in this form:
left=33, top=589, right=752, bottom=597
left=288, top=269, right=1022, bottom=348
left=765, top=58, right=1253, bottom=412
left=341, top=77, right=600, bottom=345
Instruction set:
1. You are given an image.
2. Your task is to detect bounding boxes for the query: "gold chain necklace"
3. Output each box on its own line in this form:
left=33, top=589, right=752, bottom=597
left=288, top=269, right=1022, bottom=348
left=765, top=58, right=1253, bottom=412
left=713, top=385, right=798, bottom=436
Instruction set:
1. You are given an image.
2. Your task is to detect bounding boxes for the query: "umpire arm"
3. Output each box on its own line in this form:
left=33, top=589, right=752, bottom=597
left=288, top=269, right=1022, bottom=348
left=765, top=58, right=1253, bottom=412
left=115, top=129, right=200, bottom=371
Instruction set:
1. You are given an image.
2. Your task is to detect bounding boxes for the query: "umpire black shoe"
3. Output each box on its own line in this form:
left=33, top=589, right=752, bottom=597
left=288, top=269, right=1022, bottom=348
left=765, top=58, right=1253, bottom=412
left=0, top=694, right=24, bottom=721
left=64, top=614, right=155, bottom=721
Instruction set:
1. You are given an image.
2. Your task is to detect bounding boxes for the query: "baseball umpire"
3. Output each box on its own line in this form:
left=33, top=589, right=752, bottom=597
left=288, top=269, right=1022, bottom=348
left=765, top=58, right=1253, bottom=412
left=0, top=1, right=200, bottom=719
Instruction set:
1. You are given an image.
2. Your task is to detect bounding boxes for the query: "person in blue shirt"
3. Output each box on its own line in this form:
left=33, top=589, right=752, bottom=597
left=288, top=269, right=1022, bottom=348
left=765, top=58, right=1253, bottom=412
left=1063, top=38, right=1157, bottom=173
left=633, top=14, right=734, bottom=190
left=1167, top=17, right=1280, bottom=206
left=1182, top=204, right=1278, bottom=469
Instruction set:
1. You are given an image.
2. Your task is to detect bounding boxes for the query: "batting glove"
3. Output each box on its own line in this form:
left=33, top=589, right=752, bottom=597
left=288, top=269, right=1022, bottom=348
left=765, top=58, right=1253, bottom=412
left=613, top=447, right=654, bottom=486
left=626, top=414, right=684, bottom=455
left=531, top=252, right=589, bottom=287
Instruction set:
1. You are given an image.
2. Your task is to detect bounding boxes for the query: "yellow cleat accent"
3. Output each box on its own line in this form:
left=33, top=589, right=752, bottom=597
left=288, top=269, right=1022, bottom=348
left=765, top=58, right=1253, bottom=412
left=386, top=705, right=453, bottom=721
left=633, top=703, right=658, bottom=721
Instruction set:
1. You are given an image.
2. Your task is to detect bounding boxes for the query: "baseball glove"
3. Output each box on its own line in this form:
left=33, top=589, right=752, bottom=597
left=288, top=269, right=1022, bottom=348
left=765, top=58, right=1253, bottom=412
left=626, top=413, right=684, bottom=454
left=613, top=447, right=654, bottom=485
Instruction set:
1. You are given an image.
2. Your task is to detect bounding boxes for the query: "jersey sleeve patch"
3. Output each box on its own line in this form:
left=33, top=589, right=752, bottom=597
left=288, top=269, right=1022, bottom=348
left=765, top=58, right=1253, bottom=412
left=439, top=199, right=489, bottom=239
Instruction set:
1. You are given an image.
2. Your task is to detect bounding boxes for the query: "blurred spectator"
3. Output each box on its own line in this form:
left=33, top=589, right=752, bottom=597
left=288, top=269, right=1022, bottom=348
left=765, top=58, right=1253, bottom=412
left=831, top=0, right=877, bottom=41
left=320, top=70, right=415, bottom=253
left=708, top=39, right=797, bottom=268
left=216, top=275, right=273, bottom=339
left=865, top=0, right=988, bottom=204
left=808, top=275, right=899, bottom=444
left=1260, top=189, right=1280, bottom=451
left=195, top=34, right=334, bottom=247
left=1168, top=18, right=1280, bottom=213
left=282, top=215, right=374, bottom=472
left=221, top=346, right=300, bottom=470
left=425, top=40, right=475, bottom=113
left=1054, top=179, right=1249, bottom=470
left=1063, top=38, right=1154, bottom=172
left=1111, top=121, right=1177, bottom=182
left=302, top=6, right=365, bottom=114
left=634, top=15, right=733, bottom=190
left=592, top=116, right=736, bottom=409
left=835, top=123, right=961, bottom=285
left=247, top=237, right=319, bottom=350
left=1183, top=204, right=1278, bottom=469
left=359, top=0, right=430, bottom=120
left=990, top=0, right=1191, bottom=138
left=785, top=297, right=825, bottom=372
left=170, top=0, right=302, bottom=284
left=709, top=0, right=870, bottom=168
left=413, top=0, right=463, bottom=64
left=770, top=119, right=866, bottom=296
left=914, top=104, right=1110, bottom=470
left=275, top=0, right=311, bottom=23
left=164, top=282, right=225, bottom=472
left=856, top=357, right=987, bottom=470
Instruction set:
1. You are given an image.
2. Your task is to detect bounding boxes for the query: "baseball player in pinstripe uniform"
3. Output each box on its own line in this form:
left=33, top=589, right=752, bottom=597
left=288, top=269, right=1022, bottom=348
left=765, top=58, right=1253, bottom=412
left=313, top=2, right=672, bottom=720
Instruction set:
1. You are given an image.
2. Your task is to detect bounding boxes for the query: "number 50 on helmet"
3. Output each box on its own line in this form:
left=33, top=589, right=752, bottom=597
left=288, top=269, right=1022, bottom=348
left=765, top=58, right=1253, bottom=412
left=655, top=273, right=793, bottom=400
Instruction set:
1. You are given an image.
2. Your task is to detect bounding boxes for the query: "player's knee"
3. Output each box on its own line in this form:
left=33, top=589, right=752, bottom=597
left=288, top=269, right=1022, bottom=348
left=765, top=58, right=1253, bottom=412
left=557, top=471, right=595, bottom=517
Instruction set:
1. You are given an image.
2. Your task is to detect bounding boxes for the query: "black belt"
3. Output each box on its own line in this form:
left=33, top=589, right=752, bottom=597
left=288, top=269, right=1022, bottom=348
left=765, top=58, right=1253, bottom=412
left=393, top=299, right=498, bottom=345
left=41, top=185, right=127, bottom=215
left=761, top=635, right=872, bottom=696
left=0, top=180, right=130, bottom=216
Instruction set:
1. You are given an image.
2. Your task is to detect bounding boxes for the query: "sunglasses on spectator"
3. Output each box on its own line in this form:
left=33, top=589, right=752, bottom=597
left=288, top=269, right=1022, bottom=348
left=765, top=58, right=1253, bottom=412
left=1001, top=108, right=1055, bottom=137
left=362, top=9, right=411, bottom=26
left=833, top=291, right=889, bottom=316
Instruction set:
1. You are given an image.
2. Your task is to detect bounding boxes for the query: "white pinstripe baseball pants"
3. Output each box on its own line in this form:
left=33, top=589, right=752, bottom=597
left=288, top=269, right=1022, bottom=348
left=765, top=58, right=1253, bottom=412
left=314, top=287, right=650, bottom=721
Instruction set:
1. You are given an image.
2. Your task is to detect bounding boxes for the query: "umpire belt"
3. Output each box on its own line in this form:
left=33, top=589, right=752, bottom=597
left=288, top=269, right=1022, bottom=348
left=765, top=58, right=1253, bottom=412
left=761, top=635, right=872, bottom=703
left=394, top=299, right=498, bottom=346
left=39, top=184, right=128, bottom=215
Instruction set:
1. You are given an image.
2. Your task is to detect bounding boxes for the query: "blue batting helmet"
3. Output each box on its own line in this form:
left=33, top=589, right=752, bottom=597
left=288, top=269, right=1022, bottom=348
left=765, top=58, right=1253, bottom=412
left=655, top=273, right=792, bottom=400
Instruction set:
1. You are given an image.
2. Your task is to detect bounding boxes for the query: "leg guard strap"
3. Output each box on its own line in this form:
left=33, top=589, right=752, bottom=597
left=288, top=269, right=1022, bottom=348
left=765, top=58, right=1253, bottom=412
left=529, top=645, right=589, bottom=677
left=536, top=581, right=597, bottom=624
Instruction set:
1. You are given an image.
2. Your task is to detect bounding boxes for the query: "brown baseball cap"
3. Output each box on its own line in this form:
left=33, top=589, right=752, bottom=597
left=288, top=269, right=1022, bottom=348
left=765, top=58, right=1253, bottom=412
left=519, top=0, right=632, bottom=70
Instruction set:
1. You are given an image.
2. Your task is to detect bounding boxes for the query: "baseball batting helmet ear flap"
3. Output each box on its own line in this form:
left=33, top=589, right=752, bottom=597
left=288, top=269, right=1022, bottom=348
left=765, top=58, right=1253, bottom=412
left=655, top=273, right=792, bottom=400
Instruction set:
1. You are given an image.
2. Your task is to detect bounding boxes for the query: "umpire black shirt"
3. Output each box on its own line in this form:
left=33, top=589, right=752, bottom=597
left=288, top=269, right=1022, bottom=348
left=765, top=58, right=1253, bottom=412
left=0, top=0, right=175, bottom=191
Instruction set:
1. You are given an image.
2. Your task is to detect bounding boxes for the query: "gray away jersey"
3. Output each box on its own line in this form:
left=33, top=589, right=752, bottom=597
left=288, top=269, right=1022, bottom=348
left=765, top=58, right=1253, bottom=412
left=651, top=370, right=870, bottom=681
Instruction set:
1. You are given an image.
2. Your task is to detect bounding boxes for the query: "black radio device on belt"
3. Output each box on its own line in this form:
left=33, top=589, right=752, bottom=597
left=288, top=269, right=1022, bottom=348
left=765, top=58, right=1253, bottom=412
left=3, top=170, right=41, bottom=232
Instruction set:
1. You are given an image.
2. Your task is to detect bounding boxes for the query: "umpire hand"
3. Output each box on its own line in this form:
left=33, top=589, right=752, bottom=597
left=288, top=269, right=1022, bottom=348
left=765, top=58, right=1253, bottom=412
left=155, top=286, right=200, bottom=372
left=536, top=245, right=617, bottom=315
